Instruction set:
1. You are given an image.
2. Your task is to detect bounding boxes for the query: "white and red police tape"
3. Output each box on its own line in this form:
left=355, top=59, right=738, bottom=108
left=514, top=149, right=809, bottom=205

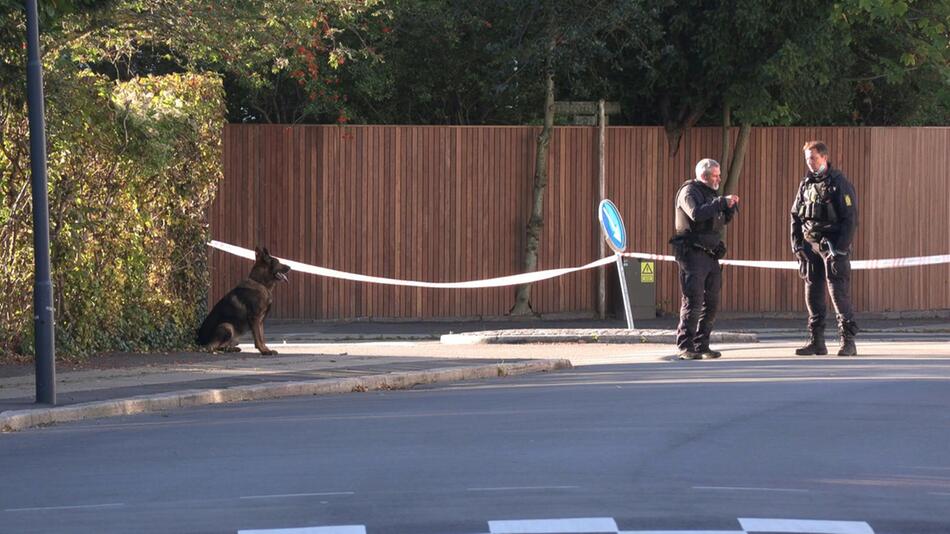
left=209, top=240, right=950, bottom=289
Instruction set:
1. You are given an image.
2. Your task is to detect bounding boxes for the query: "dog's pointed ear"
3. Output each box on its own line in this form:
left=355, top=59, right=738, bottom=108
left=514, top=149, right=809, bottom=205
left=254, top=246, right=264, bottom=260
left=261, top=247, right=270, bottom=257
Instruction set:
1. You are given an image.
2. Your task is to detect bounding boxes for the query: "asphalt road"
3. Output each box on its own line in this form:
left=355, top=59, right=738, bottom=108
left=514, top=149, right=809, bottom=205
left=2, top=341, right=950, bottom=534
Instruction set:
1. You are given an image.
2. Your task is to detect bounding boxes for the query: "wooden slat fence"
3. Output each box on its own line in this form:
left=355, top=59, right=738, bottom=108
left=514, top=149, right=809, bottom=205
left=210, top=125, right=950, bottom=319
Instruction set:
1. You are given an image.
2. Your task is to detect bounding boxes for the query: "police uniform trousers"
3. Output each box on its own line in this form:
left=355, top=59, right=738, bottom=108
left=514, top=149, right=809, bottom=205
left=799, top=239, right=855, bottom=334
left=675, top=248, right=722, bottom=351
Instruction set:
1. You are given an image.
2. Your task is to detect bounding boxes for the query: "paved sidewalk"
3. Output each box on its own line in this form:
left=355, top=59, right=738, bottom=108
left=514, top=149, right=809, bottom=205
left=1, top=315, right=946, bottom=432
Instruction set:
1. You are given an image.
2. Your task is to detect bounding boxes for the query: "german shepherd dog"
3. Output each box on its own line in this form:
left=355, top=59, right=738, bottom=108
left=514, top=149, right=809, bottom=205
left=197, top=247, right=290, bottom=355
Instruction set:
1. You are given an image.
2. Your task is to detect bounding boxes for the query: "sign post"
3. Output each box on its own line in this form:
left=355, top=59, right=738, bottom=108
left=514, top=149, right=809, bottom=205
left=597, top=199, right=634, bottom=330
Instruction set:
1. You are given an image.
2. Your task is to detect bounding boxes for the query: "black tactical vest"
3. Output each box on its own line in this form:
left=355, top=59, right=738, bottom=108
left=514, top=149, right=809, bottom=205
left=797, top=176, right=839, bottom=224
left=675, top=181, right=724, bottom=233
left=673, top=180, right=725, bottom=249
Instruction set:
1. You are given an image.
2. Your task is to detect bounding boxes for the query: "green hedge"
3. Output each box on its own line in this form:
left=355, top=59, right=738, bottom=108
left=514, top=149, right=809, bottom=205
left=0, top=69, right=224, bottom=359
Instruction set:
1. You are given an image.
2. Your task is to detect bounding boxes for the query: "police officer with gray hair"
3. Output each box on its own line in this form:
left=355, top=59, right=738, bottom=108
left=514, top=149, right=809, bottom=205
left=791, top=140, right=859, bottom=356
left=670, top=158, right=739, bottom=360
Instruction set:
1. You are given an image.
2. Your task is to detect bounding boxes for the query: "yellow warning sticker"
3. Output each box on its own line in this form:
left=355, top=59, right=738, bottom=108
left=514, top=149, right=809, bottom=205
left=640, top=261, right=655, bottom=284
left=844, top=194, right=852, bottom=207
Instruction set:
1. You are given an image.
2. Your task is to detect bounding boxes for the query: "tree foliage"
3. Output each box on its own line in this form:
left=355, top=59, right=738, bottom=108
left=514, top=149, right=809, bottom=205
left=826, top=0, right=950, bottom=124
left=340, top=0, right=948, bottom=130
left=63, top=0, right=387, bottom=123
left=1, top=2, right=225, bottom=358
left=1, top=67, right=224, bottom=357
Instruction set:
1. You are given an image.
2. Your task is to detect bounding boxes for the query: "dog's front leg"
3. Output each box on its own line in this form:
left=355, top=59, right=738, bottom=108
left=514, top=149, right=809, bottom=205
left=251, top=317, right=277, bottom=355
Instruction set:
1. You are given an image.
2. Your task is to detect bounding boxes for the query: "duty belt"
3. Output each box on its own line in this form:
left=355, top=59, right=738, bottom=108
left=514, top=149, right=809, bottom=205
left=691, top=243, right=718, bottom=257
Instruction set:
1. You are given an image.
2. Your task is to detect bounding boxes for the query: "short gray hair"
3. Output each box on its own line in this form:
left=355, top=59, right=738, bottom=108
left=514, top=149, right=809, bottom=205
left=695, top=158, right=720, bottom=180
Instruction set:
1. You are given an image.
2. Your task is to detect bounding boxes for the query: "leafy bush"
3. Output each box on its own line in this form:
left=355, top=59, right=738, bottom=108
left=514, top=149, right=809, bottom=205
left=1, top=68, right=224, bottom=359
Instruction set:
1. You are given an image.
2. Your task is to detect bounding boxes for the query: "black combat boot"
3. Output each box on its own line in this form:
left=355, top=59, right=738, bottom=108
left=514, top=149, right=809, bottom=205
left=696, top=345, right=722, bottom=359
left=678, top=349, right=702, bottom=360
left=837, top=337, right=857, bottom=356
left=795, top=329, right=828, bottom=355
left=837, top=321, right=858, bottom=356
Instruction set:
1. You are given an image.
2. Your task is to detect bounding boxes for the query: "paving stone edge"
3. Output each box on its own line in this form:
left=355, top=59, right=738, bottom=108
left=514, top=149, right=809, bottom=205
left=0, top=359, right=571, bottom=433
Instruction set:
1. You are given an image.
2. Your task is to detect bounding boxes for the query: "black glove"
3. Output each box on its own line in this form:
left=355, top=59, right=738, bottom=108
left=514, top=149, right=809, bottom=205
left=819, top=238, right=844, bottom=276
left=829, top=254, right=843, bottom=277
left=794, top=247, right=808, bottom=278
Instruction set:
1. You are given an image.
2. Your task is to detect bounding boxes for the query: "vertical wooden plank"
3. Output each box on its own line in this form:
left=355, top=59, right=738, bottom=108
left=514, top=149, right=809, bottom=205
left=461, top=127, right=472, bottom=316
left=306, top=126, right=315, bottom=318
left=436, top=126, right=447, bottom=317
left=451, top=126, right=467, bottom=317
left=393, top=126, right=402, bottom=317
left=411, top=127, right=422, bottom=317
left=319, top=127, right=329, bottom=318
left=293, top=126, right=303, bottom=318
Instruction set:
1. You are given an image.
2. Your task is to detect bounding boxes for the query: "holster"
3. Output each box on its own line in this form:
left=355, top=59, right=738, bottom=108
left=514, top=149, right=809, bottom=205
left=709, top=242, right=725, bottom=259
left=669, top=235, right=692, bottom=260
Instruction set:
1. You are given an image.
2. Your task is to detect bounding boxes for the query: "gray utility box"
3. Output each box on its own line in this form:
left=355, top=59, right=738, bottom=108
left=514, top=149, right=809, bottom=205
left=611, top=257, right=657, bottom=320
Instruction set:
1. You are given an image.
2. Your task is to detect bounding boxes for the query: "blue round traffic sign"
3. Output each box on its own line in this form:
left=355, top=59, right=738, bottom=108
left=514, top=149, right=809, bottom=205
left=598, top=199, right=627, bottom=253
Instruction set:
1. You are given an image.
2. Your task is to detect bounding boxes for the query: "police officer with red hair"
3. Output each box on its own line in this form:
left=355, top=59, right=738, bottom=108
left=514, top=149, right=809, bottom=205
left=791, top=141, right=859, bottom=356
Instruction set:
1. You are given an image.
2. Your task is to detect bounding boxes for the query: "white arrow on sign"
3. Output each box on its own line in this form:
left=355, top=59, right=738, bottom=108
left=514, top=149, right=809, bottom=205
left=606, top=212, right=623, bottom=241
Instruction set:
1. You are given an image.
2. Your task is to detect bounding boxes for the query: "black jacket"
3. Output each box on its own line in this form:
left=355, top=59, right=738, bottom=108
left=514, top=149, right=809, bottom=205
left=673, top=179, right=736, bottom=251
left=790, top=165, right=858, bottom=251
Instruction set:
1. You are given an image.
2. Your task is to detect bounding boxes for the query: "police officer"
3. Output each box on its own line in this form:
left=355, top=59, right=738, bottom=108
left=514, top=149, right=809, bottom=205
left=791, top=141, right=859, bottom=356
left=670, top=158, right=739, bottom=360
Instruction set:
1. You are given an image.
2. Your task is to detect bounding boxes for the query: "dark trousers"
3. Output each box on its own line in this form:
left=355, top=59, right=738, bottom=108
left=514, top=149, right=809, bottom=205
left=675, top=248, right=722, bottom=351
left=799, top=240, right=855, bottom=334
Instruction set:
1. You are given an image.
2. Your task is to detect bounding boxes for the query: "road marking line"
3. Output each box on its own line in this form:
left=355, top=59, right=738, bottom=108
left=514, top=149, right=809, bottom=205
left=693, top=486, right=810, bottom=493
left=489, top=517, right=618, bottom=533
left=468, top=486, right=580, bottom=492
left=738, top=518, right=874, bottom=534
left=238, top=526, right=365, bottom=534
left=619, top=531, right=745, bottom=534
left=929, top=491, right=950, bottom=496
left=5, top=502, right=125, bottom=512
left=239, top=492, right=354, bottom=500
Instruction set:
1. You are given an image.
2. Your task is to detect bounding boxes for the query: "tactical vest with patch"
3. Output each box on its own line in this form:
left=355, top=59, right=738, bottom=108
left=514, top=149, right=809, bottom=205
left=798, top=177, right=839, bottom=223
left=795, top=171, right=844, bottom=240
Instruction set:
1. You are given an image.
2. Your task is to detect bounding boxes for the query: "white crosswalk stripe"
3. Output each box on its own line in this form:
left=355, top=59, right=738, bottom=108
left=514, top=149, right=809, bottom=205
left=619, top=531, right=744, bottom=534
left=489, top=517, right=619, bottom=533
left=238, top=526, right=366, bottom=534
left=236, top=517, right=876, bottom=534
left=738, top=518, right=874, bottom=534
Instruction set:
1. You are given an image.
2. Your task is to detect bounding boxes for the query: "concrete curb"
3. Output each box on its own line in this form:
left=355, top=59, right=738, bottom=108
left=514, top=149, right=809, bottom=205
left=275, top=333, right=438, bottom=342
left=0, top=359, right=571, bottom=433
left=440, top=329, right=758, bottom=345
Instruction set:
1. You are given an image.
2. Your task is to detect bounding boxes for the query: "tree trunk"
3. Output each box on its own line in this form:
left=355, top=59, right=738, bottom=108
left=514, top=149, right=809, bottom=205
left=722, top=122, right=751, bottom=197
left=720, top=103, right=731, bottom=180
left=661, top=96, right=706, bottom=158
left=510, top=46, right=555, bottom=316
